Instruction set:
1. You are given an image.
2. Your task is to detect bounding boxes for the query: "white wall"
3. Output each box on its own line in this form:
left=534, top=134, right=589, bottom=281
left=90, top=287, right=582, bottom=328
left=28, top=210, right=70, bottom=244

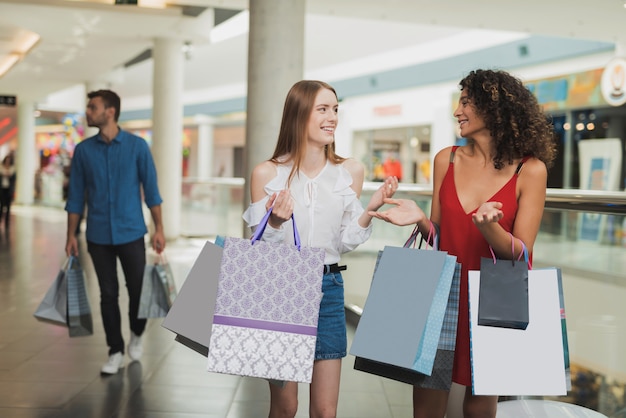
left=338, top=50, right=618, bottom=184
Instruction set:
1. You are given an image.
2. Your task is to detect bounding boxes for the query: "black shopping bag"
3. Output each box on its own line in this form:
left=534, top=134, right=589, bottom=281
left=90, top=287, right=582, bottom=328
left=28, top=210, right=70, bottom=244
left=478, top=238, right=529, bottom=330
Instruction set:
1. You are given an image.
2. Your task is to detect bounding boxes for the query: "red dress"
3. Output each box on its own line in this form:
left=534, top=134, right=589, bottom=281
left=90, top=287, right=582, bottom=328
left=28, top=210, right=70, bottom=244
left=439, top=146, right=528, bottom=386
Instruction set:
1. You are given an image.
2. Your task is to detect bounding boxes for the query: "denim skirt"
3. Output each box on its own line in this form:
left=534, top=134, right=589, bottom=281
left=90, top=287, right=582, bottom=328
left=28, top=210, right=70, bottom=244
left=315, top=271, right=347, bottom=360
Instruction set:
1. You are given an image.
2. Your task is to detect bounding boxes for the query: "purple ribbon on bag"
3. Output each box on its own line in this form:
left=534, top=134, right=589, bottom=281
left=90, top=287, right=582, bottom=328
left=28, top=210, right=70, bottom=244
left=250, top=206, right=301, bottom=251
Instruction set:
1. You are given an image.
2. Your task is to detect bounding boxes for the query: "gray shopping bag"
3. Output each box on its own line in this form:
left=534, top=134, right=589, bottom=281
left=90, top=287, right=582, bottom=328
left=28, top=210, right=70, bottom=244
left=354, top=258, right=460, bottom=390
left=34, top=258, right=70, bottom=326
left=66, top=257, right=93, bottom=337
left=350, top=246, right=451, bottom=370
left=478, top=256, right=529, bottom=330
left=138, top=253, right=177, bottom=319
left=161, top=241, right=222, bottom=357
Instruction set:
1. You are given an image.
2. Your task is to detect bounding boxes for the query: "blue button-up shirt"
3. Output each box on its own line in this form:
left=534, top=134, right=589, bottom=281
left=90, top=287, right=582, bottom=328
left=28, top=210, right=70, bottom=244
left=65, top=129, right=163, bottom=245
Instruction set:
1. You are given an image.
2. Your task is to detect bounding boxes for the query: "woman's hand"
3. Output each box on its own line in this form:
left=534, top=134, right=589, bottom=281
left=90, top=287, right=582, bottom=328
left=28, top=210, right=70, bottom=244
left=369, top=198, right=425, bottom=226
left=266, top=190, right=293, bottom=228
left=472, top=201, right=504, bottom=225
left=366, top=176, right=399, bottom=212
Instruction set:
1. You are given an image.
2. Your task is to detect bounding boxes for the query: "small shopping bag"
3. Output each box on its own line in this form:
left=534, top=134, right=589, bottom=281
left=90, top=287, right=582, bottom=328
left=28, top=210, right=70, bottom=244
left=350, top=224, right=460, bottom=390
left=478, top=235, right=529, bottom=330
left=66, top=257, right=93, bottom=337
left=469, top=267, right=567, bottom=396
left=206, top=207, right=325, bottom=383
left=138, top=252, right=177, bottom=319
left=34, top=258, right=71, bottom=327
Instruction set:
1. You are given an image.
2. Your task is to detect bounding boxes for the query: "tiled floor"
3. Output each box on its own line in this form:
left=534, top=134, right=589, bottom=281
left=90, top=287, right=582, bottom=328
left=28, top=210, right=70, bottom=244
left=0, top=205, right=415, bottom=418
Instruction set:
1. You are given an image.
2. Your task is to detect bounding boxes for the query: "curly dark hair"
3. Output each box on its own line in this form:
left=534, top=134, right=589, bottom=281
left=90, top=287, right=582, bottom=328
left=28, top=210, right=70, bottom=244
left=459, top=69, right=557, bottom=169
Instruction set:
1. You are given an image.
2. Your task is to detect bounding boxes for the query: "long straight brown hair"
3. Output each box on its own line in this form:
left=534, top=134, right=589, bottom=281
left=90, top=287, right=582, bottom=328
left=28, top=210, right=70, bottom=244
left=270, top=80, right=346, bottom=186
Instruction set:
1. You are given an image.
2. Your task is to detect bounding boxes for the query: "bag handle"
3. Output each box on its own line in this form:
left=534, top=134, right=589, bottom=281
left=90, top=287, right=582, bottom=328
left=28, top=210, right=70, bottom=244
left=156, top=251, right=168, bottom=266
left=403, top=221, right=439, bottom=250
left=67, top=255, right=80, bottom=270
left=250, top=206, right=301, bottom=250
left=488, top=232, right=529, bottom=267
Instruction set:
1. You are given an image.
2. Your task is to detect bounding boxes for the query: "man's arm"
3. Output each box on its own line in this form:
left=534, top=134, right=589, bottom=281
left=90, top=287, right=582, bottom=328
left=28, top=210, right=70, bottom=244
left=65, top=212, right=81, bottom=256
left=149, top=204, right=165, bottom=253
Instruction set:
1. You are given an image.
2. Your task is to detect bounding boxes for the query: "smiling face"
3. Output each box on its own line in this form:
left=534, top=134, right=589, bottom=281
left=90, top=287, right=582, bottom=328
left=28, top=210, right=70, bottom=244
left=306, top=87, right=338, bottom=148
left=454, top=91, right=488, bottom=139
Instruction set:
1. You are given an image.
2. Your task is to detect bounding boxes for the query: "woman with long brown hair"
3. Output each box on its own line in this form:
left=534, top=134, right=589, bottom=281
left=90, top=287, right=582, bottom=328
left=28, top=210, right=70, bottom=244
left=244, top=80, right=398, bottom=418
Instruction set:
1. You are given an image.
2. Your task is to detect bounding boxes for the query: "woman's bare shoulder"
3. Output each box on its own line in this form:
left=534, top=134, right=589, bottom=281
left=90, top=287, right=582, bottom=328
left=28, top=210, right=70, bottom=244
left=341, top=157, right=364, bottom=176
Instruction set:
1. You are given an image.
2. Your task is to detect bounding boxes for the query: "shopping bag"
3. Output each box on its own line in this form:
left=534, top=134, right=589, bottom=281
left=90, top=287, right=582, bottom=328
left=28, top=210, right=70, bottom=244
left=206, top=207, right=325, bottom=383
left=65, top=257, right=94, bottom=337
left=477, top=236, right=529, bottom=330
left=555, top=268, right=572, bottom=391
left=161, top=241, right=222, bottom=357
left=34, top=258, right=70, bottom=326
left=469, top=267, right=567, bottom=396
left=354, top=260, right=460, bottom=390
left=138, top=252, right=177, bottom=319
left=350, top=224, right=460, bottom=390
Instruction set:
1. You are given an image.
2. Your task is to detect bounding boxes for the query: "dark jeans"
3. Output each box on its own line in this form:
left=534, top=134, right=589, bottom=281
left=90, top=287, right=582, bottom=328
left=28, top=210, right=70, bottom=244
left=0, top=188, right=11, bottom=228
left=87, top=237, right=146, bottom=355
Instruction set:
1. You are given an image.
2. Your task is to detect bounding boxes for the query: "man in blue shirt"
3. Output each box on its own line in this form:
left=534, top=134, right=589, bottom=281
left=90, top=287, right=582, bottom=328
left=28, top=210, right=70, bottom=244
left=65, top=89, right=165, bottom=375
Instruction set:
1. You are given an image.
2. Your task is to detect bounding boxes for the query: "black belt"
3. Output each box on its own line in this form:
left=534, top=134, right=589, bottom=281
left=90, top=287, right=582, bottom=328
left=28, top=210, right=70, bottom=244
left=324, top=263, right=347, bottom=274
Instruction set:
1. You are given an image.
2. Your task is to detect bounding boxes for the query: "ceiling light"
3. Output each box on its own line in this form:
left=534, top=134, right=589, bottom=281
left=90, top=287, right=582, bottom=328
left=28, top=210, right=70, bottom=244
left=16, top=32, right=41, bottom=54
left=0, top=31, right=40, bottom=78
left=0, top=55, right=20, bottom=79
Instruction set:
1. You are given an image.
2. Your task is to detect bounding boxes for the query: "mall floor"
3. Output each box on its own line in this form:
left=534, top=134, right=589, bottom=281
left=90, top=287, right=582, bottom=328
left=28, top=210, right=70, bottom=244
left=0, top=205, right=416, bottom=418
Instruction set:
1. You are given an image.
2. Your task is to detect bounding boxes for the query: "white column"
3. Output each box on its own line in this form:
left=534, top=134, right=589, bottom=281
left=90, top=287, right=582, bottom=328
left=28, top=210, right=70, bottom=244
left=243, top=0, right=305, bottom=210
left=15, top=101, right=36, bottom=205
left=430, top=102, right=456, bottom=185
left=194, top=114, right=215, bottom=179
left=151, top=37, right=183, bottom=240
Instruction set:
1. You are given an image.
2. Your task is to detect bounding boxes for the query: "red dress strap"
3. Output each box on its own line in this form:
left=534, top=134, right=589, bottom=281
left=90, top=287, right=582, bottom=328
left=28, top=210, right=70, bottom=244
left=515, top=155, right=532, bottom=175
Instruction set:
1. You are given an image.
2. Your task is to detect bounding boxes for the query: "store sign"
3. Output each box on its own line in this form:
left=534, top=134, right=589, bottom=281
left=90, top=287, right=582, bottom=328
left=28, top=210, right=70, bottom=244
left=373, top=104, right=402, bottom=117
left=0, top=95, right=16, bottom=106
left=600, top=57, right=626, bottom=107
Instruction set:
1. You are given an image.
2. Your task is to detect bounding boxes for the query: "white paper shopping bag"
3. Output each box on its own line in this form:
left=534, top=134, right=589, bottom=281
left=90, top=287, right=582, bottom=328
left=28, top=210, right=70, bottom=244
left=469, top=267, right=567, bottom=396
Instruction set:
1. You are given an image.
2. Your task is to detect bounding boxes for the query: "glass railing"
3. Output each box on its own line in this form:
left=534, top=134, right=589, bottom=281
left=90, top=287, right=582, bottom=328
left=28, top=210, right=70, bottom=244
left=181, top=177, right=626, bottom=417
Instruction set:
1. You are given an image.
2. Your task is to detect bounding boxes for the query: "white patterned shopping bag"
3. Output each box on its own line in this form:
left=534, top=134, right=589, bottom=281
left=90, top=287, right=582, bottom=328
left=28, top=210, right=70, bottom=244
left=206, top=208, right=325, bottom=383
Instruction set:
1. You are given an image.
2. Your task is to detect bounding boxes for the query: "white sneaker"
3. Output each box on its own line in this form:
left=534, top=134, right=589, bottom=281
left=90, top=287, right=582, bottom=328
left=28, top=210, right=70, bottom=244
left=128, top=332, right=143, bottom=361
left=101, top=352, right=124, bottom=375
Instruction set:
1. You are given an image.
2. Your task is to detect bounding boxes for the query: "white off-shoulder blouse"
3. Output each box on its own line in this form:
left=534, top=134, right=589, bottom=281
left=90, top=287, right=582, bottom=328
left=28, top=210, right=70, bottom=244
left=242, top=160, right=372, bottom=265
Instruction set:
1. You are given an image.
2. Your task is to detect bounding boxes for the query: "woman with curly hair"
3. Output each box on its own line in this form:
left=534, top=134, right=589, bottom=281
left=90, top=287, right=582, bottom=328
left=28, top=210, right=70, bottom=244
left=370, top=69, right=557, bottom=418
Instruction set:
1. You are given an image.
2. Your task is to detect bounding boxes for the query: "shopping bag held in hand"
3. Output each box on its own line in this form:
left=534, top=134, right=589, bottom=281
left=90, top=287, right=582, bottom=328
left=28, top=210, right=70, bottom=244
left=478, top=234, right=529, bottom=330
left=206, top=206, right=325, bottom=383
left=66, top=256, right=93, bottom=337
left=34, top=257, right=71, bottom=327
left=469, top=267, right=568, bottom=396
left=161, top=241, right=221, bottom=357
left=351, top=223, right=461, bottom=390
left=35, top=256, right=93, bottom=337
left=138, top=251, right=177, bottom=319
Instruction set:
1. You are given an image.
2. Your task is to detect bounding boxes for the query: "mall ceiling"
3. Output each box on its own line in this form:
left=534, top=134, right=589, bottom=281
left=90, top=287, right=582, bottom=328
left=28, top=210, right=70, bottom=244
left=0, top=0, right=625, bottom=106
